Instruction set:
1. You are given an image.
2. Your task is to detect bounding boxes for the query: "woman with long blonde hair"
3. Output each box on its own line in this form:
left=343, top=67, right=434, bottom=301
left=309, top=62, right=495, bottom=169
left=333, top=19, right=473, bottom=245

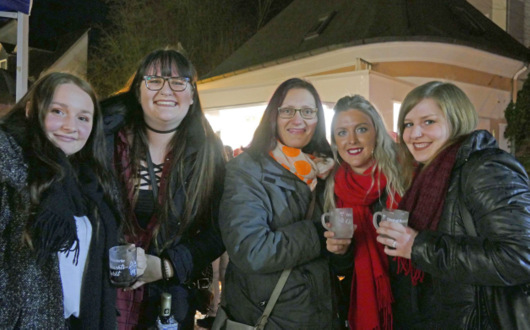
left=324, top=95, right=405, bottom=329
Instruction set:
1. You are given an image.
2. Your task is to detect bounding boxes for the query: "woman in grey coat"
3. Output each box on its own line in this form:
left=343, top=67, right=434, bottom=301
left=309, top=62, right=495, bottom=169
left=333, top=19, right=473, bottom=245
left=219, top=78, right=353, bottom=329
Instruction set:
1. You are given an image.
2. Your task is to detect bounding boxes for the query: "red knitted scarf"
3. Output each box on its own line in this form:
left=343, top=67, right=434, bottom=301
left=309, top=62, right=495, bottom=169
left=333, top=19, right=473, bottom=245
left=396, top=142, right=461, bottom=285
left=335, top=163, right=399, bottom=330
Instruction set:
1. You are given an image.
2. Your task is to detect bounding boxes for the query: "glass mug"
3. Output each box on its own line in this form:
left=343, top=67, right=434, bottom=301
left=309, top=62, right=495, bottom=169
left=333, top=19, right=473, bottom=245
left=372, top=208, right=409, bottom=237
left=109, top=244, right=138, bottom=287
left=321, top=208, right=354, bottom=238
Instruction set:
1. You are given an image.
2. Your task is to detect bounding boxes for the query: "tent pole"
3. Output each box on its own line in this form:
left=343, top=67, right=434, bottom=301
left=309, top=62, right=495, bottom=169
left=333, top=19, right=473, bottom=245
left=15, top=11, right=28, bottom=102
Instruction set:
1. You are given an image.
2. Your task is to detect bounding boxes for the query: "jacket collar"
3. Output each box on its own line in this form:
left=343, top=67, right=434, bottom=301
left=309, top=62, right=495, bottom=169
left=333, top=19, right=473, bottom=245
left=257, top=153, right=311, bottom=194
left=454, top=130, right=498, bottom=168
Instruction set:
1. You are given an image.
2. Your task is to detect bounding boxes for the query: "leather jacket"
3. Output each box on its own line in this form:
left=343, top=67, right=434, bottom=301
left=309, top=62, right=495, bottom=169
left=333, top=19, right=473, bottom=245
left=394, top=130, right=530, bottom=329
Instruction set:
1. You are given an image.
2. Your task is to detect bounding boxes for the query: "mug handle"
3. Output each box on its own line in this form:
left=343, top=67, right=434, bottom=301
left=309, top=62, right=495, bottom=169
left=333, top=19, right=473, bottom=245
left=321, top=212, right=331, bottom=230
left=373, top=211, right=384, bottom=229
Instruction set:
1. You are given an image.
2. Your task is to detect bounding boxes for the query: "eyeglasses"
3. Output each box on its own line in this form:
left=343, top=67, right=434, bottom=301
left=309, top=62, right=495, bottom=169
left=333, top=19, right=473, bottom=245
left=277, top=107, right=318, bottom=119
left=143, top=75, right=190, bottom=92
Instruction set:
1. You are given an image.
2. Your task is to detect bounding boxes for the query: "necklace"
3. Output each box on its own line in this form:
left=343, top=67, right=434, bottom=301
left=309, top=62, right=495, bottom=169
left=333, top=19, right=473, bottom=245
left=145, top=123, right=178, bottom=134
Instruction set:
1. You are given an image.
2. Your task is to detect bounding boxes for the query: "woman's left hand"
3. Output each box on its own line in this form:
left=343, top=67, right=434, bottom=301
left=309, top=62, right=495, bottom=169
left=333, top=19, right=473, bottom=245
left=376, top=221, right=418, bottom=259
left=126, top=254, right=163, bottom=290
left=324, top=225, right=355, bottom=255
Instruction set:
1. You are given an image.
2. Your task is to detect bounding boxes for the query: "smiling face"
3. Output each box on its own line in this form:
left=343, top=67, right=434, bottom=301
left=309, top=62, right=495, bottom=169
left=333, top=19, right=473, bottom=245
left=139, top=64, right=194, bottom=130
left=402, top=98, right=451, bottom=164
left=43, top=83, right=94, bottom=156
left=276, top=88, right=318, bottom=149
left=333, top=109, right=376, bottom=173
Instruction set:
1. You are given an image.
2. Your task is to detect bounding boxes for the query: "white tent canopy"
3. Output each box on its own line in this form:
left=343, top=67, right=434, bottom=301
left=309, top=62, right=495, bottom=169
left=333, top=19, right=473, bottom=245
left=0, top=0, right=33, bottom=101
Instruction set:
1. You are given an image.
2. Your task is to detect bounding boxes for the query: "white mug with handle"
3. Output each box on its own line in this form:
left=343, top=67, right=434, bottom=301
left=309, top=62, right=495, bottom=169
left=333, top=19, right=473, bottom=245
left=321, top=208, right=354, bottom=238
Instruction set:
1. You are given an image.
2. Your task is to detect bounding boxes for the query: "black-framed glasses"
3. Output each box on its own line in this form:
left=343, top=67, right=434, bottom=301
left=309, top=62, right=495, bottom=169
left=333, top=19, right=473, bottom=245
left=143, top=75, right=190, bottom=92
left=277, top=107, right=318, bottom=119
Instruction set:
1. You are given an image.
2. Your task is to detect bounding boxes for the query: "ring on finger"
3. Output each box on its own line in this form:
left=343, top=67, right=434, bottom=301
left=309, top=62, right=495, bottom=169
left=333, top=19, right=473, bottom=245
left=392, top=240, right=397, bottom=248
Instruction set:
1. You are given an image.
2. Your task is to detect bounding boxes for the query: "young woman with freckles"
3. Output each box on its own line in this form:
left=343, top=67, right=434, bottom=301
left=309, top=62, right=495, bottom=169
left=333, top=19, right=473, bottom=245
left=323, top=95, right=405, bottom=330
left=376, top=81, right=530, bottom=329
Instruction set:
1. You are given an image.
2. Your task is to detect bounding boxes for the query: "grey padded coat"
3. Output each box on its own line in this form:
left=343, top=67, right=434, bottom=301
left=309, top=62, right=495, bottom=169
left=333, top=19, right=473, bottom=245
left=219, top=151, right=351, bottom=329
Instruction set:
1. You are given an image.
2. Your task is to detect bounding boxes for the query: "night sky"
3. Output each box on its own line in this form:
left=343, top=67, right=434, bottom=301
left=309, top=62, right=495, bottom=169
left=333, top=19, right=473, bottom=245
left=28, top=0, right=107, bottom=50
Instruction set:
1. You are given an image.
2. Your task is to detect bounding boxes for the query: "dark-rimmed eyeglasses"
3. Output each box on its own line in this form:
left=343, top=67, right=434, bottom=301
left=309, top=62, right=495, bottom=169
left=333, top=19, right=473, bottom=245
left=277, top=107, right=318, bottom=119
left=143, top=75, right=190, bottom=92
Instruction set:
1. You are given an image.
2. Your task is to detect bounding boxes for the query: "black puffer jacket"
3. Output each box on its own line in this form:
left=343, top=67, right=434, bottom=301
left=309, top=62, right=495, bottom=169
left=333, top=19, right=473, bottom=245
left=392, top=130, right=530, bottom=329
left=219, top=151, right=352, bottom=329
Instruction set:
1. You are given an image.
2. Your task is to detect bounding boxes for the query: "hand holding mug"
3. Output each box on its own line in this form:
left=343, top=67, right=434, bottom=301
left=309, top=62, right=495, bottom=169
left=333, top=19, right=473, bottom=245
left=376, top=220, right=418, bottom=259
left=324, top=224, right=355, bottom=255
left=127, top=253, right=163, bottom=290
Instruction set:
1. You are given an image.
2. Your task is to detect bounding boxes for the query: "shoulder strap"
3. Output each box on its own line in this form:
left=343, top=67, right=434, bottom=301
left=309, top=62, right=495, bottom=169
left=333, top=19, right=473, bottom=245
left=305, top=188, right=317, bottom=220
left=255, top=268, right=292, bottom=329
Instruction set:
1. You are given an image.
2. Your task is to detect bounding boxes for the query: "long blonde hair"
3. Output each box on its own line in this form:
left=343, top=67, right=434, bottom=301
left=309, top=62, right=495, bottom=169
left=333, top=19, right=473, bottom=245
left=397, top=81, right=478, bottom=187
left=324, top=95, right=405, bottom=211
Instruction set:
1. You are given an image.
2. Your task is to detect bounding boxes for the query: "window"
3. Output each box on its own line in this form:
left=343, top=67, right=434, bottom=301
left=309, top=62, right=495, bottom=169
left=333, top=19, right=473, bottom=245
left=393, top=101, right=401, bottom=133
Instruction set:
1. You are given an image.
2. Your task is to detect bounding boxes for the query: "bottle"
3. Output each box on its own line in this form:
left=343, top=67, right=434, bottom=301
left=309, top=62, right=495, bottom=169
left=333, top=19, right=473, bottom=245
left=156, top=292, right=178, bottom=329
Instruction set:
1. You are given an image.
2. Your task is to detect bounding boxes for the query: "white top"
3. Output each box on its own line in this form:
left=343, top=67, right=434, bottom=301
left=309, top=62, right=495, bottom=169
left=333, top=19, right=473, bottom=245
left=58, top=215, right=92, bottom=318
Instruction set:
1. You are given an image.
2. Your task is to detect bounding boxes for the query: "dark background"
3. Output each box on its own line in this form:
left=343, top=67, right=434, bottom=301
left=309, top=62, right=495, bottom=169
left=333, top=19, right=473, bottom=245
left=28, top=0, right=107, bottom=50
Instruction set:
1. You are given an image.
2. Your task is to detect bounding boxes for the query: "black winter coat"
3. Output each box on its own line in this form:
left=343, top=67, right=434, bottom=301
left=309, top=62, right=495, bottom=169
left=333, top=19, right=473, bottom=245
left=391, top=130, right=530, bottom=329
left=103, top=98, right=225, bottom=329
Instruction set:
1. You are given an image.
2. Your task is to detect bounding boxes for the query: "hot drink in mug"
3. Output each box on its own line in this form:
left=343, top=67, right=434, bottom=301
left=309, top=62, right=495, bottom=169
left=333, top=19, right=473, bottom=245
left=373, top=208, right=409, bottom=232
left=321, top=208, right=354, bottom=238
left=109, top=244, right=138, bottom=287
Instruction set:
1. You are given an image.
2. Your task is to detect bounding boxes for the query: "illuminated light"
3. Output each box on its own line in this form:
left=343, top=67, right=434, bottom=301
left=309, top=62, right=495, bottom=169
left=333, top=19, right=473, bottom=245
left=205, top=104, right=335, bottom=149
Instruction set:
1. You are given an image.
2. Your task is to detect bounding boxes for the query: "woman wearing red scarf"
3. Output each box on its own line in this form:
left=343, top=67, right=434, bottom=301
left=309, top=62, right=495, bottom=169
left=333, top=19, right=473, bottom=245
left=376, top=81, right=530, bottom=329
left=324, top=95, right=405, bottom=329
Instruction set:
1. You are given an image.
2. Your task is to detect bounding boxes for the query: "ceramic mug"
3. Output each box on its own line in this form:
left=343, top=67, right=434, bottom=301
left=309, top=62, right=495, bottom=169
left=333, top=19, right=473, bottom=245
left=321, top=208, right=354, bottom=238
left=373, top=208, right=409, bottom=230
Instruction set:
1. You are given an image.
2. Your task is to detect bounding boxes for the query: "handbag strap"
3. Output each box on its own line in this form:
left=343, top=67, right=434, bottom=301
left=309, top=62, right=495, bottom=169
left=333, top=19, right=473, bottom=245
left=305, top=188, right=317, bottom=220
left=255, top=268, right=292, bottom=329
left=254, top=186, right=315, bottom=327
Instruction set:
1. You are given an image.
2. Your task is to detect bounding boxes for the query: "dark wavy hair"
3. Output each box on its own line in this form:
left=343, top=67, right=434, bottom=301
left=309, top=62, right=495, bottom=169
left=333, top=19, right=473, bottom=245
left=103, top=48, right=225, bottom=246
left=1, top=72, right=121, bottom=245
left=247, top=78, right=332, bottom=158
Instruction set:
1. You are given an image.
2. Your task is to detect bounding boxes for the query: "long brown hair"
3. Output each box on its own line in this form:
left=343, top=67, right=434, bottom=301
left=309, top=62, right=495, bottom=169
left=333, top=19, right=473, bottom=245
left=248, top=78, right=332, bottom=158
left=110, top=49, right=225, bottom=248
left=1, top=72, right=121, bottom=246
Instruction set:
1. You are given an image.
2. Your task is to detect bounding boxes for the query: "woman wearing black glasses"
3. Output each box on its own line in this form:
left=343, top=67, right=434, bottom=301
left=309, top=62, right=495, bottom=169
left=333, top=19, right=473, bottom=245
left=101, top=48, right=226, bottom=329
left=218, top=78, right=352, bottom=329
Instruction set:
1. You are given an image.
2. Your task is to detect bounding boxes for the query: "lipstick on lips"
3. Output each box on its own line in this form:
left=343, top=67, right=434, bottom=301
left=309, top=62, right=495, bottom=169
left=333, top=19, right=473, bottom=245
left=347, top=147, right=362, bottom=155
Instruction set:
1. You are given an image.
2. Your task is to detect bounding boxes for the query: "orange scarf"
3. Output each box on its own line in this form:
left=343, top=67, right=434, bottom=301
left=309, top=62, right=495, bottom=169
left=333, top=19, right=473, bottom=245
left=269, top=141, right=334, bottom=190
